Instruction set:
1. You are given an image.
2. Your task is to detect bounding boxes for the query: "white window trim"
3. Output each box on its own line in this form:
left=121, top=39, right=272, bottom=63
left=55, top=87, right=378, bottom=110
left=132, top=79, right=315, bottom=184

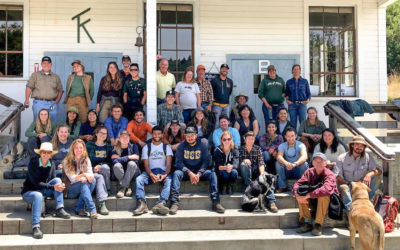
left=0, top=0, right=30, bottom=81
left=303, top=0, right=362, bottom=98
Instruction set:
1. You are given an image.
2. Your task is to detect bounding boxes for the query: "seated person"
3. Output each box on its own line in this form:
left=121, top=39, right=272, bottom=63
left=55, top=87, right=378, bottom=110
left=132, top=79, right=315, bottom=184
left=275, top=127, right=309, bottom=193
left=234, top=104, right=259, bottom=144
left=104, top=104, right=128, bottom=146
left=313, top=128, right=346, bottom=175
left=336, top=135, right=382, bottom=211
left=21, top=142, right=70, bottom=239
left=212, top=115, right=241, bottom=148
left=188, top=107, right=214, bottom=145
left=214, top=131, right=239, bottom=194
left=293, top=152, right=338, bottom=236
left=112, top=130, right=140, bottom=198
left=157, top=90, right=184, bottom=130
left=133, top=126, right=173, bottom=216
left=239, top=131, right=278, bottom=212
left=79, top=109, right=102, bottom=142
left=229, top=93, right=255, bottom=125
left=171, top=126, right=225, bottom=214
left=275, top=107, right=294, bottom=137
left=163, top=119, right=185, bottom=152
left=51, top=125, right=73, bottom=177
left=25, top=108, right=56, bottom=157
left=64, top=106, right=81, bottom=140
left=298, top=107, right=326, bottom=153
left=259, top=121, right=284, bottom=174
left=127, top=109, right=152, bottom=148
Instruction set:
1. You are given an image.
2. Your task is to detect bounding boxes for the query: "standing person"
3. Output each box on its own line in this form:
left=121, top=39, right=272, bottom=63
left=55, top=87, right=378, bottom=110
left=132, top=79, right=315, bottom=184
left=285, top=64, right=311, bottom=129
left=126, top=109, right=153, bottom=148
left=104, top=104, right=128, bottom=146
left=112, top=130, right=140, bottom=198
left=259, top=121, right=284, bottom=174
left=122, top=63, right=146, bottom=119
left=97, top=62, right=123, bottom=122
left=133, top=126, right=173, bottom=216
left=21, top=142, right=70, bottom=239
left=157, top=90, right=184, bottom=130
left=175, top=66, right=201, bottom=124
left=51, top=125, right=73, bottom=177
left=258, top=65, right=286, bottom=127
left=63, top=60, right=94, bottom=123
left=79, top=109, right=102, bottom=142
left=275, top=107, right=294, bottom=137
left=212, top=115, right=241, bottom=148
left=211, top=64, right=233, bottom=128
left=156, top=58, right=176, bottom=104
left=120, top=55, right=132, bottom=84
left=196, top=65, right=214, bottom=112
left=64, top=107, right=81, bottom=140
left=188, top=107, right=214, bottom=146
left=229, top=93, right=255, bottom=125
left=25, top=56, right=63, bottom=122
left=298, top=107, right=327, bottom=154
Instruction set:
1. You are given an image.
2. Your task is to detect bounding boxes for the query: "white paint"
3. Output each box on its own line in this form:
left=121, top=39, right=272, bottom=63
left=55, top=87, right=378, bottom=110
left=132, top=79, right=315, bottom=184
left=146, top=0, right=157, bottom=125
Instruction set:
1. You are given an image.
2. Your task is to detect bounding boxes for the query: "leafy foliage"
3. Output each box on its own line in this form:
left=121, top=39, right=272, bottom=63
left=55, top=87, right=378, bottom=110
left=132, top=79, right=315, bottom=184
left=387, top=1, right=400, bottom=74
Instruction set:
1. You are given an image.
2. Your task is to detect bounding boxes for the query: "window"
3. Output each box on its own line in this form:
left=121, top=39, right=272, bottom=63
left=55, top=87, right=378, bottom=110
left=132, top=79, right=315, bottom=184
left=0, top=5, right=23, bottom=77
left=309, top=7, right=356, bottom=96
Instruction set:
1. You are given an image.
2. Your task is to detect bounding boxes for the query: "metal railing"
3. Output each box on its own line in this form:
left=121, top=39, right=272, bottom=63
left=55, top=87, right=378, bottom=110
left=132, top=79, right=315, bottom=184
left=0, top=93, right=24, bottom=142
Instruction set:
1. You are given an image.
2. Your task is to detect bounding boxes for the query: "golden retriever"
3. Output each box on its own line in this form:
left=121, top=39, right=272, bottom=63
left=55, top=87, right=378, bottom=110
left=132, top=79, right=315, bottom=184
left=349, top=182, right=384, bottom=250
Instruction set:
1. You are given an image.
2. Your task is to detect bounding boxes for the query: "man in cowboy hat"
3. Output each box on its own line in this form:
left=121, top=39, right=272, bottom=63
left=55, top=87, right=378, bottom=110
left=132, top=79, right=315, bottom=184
left=336, top=135, right=382, bottom=211
left=229, top=93, right=255, bottom=125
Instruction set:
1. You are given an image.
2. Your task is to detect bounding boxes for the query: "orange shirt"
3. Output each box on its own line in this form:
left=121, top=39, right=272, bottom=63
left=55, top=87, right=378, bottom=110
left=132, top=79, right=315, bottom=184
left=126, top=120, right=152, bottom=143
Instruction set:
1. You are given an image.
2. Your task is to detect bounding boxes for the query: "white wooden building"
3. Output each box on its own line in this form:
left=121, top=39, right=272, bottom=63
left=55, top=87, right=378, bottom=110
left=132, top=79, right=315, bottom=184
left=0, top=0, right=397, bottom=138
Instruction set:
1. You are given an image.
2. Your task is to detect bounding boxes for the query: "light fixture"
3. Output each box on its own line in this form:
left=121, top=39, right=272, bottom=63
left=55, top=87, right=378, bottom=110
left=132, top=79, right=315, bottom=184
left=135, top=26, right=144, bottom=47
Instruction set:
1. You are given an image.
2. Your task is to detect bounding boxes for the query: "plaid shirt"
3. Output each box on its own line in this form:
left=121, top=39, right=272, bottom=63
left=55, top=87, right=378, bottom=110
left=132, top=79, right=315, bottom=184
left=239, top=144, right=265, bottom=168
left=196, top=78, right=214, bottom=104
left=157, top=103, right=184, bottom=129
left=86, top=141, right=113, bottom=167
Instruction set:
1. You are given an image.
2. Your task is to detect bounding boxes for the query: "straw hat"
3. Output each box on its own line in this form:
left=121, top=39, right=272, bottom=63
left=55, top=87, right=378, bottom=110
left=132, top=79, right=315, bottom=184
left=348, top=135, right=369, bottom=147
left=34, top=142, right=58, bottom=156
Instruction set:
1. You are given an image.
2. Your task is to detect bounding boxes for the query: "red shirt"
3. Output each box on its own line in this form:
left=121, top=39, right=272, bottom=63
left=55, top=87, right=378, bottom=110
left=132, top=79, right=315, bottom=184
left=292, top=167, right=338, bottom=198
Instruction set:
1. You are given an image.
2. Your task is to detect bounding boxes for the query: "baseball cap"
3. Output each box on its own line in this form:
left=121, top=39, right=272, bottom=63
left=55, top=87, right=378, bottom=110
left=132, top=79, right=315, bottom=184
left=122, top=55, right=131, bottom=61
left=170, top=119, right=180, bottom=126
left=42, top=56, right=52, bottom=63
left=197, top=65, right=206, bottom=71
left=71, top=60, right=83, bottom=66
left=267, top=65, right=276, bottom=72
left=185, top=126, right=198, bottom=134
left=166, top=90, right=175, bottom=97
left=118, top=130, right=129, bottom=137
left=220, top=63, right=229, bottom=69
left=312, top=152, right=328, bottom=161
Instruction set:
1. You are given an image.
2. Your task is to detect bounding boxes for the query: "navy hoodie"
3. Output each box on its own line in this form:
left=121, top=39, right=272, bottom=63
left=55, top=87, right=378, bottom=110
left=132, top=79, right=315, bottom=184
left=175, top=140, right=210, bottom=175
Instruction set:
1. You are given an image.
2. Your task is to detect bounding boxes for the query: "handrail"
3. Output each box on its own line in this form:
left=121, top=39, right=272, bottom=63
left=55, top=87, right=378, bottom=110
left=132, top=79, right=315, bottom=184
left=0, top=93, right=24, bottom=139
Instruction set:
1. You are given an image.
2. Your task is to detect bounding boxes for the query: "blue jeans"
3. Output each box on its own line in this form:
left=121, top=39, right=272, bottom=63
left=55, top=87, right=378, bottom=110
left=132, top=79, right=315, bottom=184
left=212, top=105, right=230, bottom=128
left=171, top=169, right=220, bottom=204
left=32, top=99, right=58, bottom=122
left=263, top=151, right=274, bottom=164
left=275, top=161, right=309, bottom=189
left=218, top=169, right=238, bottom=184
left=67, top=180, right=97, bottom=213
left=22, top=178, right=64, bottom=228
left=288, top=103, right=307, bottom=130
left=183, top=109, right=195, bottom=124
left=340, top=177, right=380, bottom=211
left=262, top=103, right=284, bottom=127
left=135, top=168, right=172, bottom=204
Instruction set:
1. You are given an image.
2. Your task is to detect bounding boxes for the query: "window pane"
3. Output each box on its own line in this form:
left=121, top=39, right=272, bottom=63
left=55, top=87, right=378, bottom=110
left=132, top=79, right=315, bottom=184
left=310, top=74, right=323, bottom=96
left=0, top=10, right=5, bottom=28
left=0, top=53, right=4, bottom=76
left=309, top=12, right=323, bottom=28
left=341, top=51, right=354, bottom=73
left=0, top=29, right=5, bottom=50
left=310, top=48, right=322, bottom=73
left=177, top=51, right=192, bottom=71
left=160, top=51, right=176, bottom=72
left=323, top=74, right=338, bottom=95
left=160, top=10, right=176, bottom=26
left=338, top=74, right=355, bottom=96
left=160, top=28, right=176, bottom=50
left=340, top=30, right=353, bottom=51
left=7, top=29, right=22, bottom=51
left=157, top=29, right=160, bottom=50
left=7, top=53, right=22, bottom=76
left=177, top=29, right=191, bottom=50
left=324, top=30, right=339, bottom=51
left=326, top=51, right=340, bottom=72
left=339, top=8, right=353, bottom=28
left=177, top=10, right=192, bottom=27
left=324, top=8, right=339, bottom=28
left=310, top=30, right=323, bottom=49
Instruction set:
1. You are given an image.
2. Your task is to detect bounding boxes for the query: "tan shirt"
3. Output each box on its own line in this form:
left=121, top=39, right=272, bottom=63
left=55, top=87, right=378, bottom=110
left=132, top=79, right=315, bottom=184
left=26, top=71, right=63, bottom=100
left=336, top=152, right=381, bottom=182
left=156, top=70, right=176, bottom=99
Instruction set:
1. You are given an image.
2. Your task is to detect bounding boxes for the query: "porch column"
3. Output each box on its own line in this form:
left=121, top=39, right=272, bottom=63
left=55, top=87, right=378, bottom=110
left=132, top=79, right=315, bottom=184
left=146, top=0, right=157, bottom=125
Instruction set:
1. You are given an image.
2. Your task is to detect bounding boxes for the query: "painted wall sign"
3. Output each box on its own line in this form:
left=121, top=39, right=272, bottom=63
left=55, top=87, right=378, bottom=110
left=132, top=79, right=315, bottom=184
left=72, top=8, right=95, bottom=43
left=258, top=60, right=270, bottom=73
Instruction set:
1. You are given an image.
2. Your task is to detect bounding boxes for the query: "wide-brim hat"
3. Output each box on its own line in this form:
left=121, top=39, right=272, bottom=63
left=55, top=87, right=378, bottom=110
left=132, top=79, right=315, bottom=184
left=191, top=107, right=207, bottom=119
left=34, top=142, right=58, bottom=156
left=67, top=106, right=79, bottom=115
left=71, top=60, right=83, bottom=67
left=235, top=93, right=249, bottom=103
left=348, top=135, right=369, bottom=147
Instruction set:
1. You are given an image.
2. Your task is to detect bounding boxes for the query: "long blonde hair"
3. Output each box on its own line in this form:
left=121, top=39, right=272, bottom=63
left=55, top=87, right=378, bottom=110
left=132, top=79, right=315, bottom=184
left=63, top=139, right=89, bottom=175
left=220, top=131, right=234, bottom=150
left=36, top=109, right=52, bottom=135
left=51, top=125, right=70, bottom=151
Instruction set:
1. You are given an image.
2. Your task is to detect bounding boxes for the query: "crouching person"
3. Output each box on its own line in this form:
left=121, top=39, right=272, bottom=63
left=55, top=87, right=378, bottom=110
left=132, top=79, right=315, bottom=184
left=293, top=152, right=338, bottom=236
left=133, top=126, right=173, bottom=216
left=21, top=142, right=70, bottom=239
left=171, top=126, right=225, bottom=214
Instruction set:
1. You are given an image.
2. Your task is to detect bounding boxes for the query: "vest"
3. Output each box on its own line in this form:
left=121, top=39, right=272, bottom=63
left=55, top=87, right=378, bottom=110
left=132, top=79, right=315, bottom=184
left=63, top=74, right=92, bottom=106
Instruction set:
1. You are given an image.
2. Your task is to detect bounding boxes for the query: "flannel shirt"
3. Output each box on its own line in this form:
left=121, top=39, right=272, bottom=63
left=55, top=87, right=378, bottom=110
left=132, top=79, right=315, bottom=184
left=239, top=144, right=265, bottom=169
left=196, top=78, right=214, bottom=104
left=157, top=103, right=184, bottom=129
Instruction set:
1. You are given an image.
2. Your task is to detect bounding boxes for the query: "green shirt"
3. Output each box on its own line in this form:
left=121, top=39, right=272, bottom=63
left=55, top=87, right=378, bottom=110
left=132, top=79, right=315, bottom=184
left=123, top=78, right=146, bottom=100
left=298, top=120, right=326, bottom=136
left=65, top=121, right=82, bottom=140
left=25, top=121, right=57, bottom=138
left=68, top=75, right=94, bottom=99
left=258, top=75, right=285, bottom=104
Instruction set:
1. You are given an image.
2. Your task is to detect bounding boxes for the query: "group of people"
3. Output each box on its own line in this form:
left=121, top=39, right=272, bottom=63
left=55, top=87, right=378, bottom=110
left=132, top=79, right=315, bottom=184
left=21, top=55, right=383, bottom=239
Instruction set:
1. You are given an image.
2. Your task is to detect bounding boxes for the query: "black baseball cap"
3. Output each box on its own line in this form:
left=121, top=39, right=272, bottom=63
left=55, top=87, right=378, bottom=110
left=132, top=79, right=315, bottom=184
left=42, top=56, right=52, bottom=63
left=220, top=63, right=229, bottom=69
left=170, top=119, right=180, bottom=126
left=166, top=90, right=175, bottom=97
left=122, top=55, right=131, bottom=61
left=185, top=126, right=198, bottom=134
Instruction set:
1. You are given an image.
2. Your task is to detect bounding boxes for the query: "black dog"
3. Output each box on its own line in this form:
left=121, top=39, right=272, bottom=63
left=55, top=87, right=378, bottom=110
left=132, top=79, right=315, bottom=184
left=241, top=173, right=276, bottom=212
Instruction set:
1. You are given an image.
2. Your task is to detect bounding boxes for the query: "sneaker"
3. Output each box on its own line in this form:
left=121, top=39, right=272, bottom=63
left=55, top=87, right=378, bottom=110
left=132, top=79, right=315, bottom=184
left=125, top=188, right=133, bottom=197
left=212, top=203, right=225, bottom=214
left=116, top=187, right=126, bottom=198
left=275, top=188, right=289, bottom=193
left=75, top=210, right=89, bottom=217
left=152, top=202, right=170, bottom=215
left=55, top=208, right=71, bottom=219
left=98, top=201, right=109, bottom=215
left=169, top=204, right=179, bottom=215
left=32, top=227, right=43, bottom=239
left=90, top=212, right=99, bottom=219
left=133, top=200, right=148, bottom=216
left=268, top=203, right=279, bottom=213
left=296, top=223, right=313, bottom=233
left=312, top=223, right=322, bottom=236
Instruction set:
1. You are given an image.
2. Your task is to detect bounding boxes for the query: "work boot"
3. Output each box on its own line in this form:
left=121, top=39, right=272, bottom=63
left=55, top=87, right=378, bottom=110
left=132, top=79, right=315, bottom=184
left=226, top=183, right=234, bottom=195
left=125, top=188, right=133, bottom=197
left=169, top=204, right=179, bottom=215
left=98, top=201, right=109, bottom=215
left=75, top=210, right=89, bottom=217
left=296, top=223, right=313, bottom=233
left=312, top=223, right=322, bottom=236
left=32, top=227, right=43, bottom=239
left=55, top=207, right=71, bottom=219
left=133, top=200, right=148, bottom=216
left=116, top=187, right=126, bottom=198
left=152, top=202, right=170, bottom=215
left=268, top=203, right=279, bottom=213
left=212, top=203, right=225, bottom=214
left=221, top=184, right=227, bottom=195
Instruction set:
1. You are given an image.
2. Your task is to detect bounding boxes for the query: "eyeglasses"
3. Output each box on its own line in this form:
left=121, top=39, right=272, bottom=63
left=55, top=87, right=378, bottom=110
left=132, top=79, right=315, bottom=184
left=41, top=151, right=52, bottom=155
left=222, top=138, right=232, bottom=142
left=130, top=68, right=138, bottom=72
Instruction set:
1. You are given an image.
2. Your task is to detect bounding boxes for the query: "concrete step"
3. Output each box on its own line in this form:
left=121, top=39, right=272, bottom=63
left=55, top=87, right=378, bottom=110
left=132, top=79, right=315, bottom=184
left=0, top=192, right=297, bottom=212
left=1, top=228, right=399, bottom=250
left=0, top=208, right=347, bottom=235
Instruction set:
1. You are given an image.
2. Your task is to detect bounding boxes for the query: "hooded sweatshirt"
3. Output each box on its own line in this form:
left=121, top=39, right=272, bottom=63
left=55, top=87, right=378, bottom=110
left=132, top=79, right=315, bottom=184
left=258, top=74, right=285, bottom=104
left=175, top=140, right=210, bottom=175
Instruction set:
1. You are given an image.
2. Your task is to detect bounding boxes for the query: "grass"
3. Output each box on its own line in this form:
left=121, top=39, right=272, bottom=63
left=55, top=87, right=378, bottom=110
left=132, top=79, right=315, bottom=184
left=388, top=73, right=400, bottom=102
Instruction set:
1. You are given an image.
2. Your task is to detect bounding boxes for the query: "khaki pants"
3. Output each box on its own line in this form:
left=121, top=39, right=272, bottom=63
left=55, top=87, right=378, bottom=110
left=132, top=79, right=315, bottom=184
left=298, top=195, right=330, bottom=225
left=99, top=100, right=112, bottom=123
left=66, top=96, right=88, bottom=123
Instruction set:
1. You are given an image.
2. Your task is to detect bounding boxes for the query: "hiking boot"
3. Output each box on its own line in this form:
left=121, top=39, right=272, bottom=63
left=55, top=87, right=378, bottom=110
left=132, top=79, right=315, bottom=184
left=90, top=212, right=99, bottom=219
left=169, top=204, right=179, bottom=215
left=226, top=183, right=234, bottom=195
left=212, top=203, right=225, bottom=214
left=268, top=202, right=279, bottom=213
left=125, top=188, right=133, bottom=197
left=116, top=187, right=126, bottom=198
left=275, top=188, right=289, bottom=193
left=75, top=210, right=89, bottom=217
left=312, top=223, right=322, bottom=236
left=133, top=200, right=148, bottom=216
left=55, top=208, right=70, bottom=219
left=152, top=202, right=170, bottom=215
left=221, top=184, right=227, bottom=195
left=98, top=201, right=109, bottom=215
left=32, top=227, right=43, bottom=239
left=296, top=223, right=313, bottom=233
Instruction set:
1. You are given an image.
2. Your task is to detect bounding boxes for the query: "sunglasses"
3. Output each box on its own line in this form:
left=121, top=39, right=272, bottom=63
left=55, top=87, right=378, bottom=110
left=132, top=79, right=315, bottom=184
left=41, top=151, right=52, bottom=155
left=222, top=138, right=232, bottom=142
left=130, top=68, right=138, bottom=71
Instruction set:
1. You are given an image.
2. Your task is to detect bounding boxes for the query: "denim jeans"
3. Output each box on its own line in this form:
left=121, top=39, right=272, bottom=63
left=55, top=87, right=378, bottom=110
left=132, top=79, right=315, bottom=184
left=340, top=177, right=380, bottom=211
left=263, top=151, right=273, bottom=164
left=288, top=103, right=307, bottom=130
left=67, top=180, right=97, bottom=213
left=212, top=105, right=230, bottom=128
left=32, top=99, right=58, bottom=122
left=135, top=168, right=172, bottom=204
left=218, top=169, right=238, bottom=184
left=183, top=109, right=195, bottom=124
left=22, top=178, right=64, bottom=228
left=275, top=161, right=309, bottom=189
left=27, top=136, right=52, bottom=157
left=171, top=169, right=220, bottom=204
left=262, top=103, right=284, bottom=127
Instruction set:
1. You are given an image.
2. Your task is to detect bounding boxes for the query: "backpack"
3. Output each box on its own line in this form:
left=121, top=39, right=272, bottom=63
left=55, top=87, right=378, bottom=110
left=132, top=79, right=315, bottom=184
left=146, top=143, right=167, bottom=159
left=373, top=194, right=399, bottom=233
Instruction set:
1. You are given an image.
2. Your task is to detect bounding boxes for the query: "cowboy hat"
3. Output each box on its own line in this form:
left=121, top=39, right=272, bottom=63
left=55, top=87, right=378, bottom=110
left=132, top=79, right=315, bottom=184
left=348, top=135, right=369, bottom=147
left=34, top=142, right=58, bottom=156
left=235, top=93, right=249, bottom=103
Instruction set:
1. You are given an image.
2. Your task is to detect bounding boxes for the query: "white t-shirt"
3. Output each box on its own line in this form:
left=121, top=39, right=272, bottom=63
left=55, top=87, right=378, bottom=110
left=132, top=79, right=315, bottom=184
left=141, top=143, right=173, bottom=171
left=175, top=81, right=200, bottom=109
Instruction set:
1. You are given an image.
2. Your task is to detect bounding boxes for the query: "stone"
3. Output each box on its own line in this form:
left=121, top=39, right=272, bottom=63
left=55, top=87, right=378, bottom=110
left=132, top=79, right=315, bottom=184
left=72, top=219, right=91, bottom=233
left=136, top=218, right=161, bottom=231
left=54, top=220, right=72, bottom=234
left=2, top=220, right=19, bottom=234
left=112, top=218, right=135, bottom=232
left=92, top=218, right=112, bottom=233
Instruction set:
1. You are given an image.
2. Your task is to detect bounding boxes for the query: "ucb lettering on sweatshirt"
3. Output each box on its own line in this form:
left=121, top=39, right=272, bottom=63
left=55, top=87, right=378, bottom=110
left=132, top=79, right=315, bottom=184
left=175, top=140, right=210, bottom=175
